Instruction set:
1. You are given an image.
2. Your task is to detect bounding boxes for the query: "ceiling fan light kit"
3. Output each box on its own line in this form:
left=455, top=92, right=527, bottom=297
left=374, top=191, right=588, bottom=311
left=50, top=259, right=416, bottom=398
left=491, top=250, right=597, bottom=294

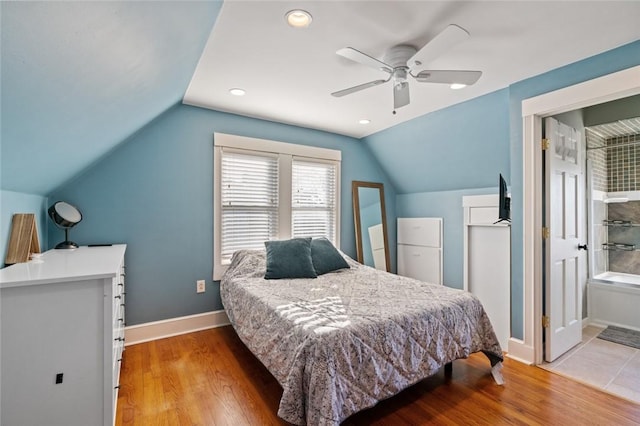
left=332, top=24, right=482, bottom=111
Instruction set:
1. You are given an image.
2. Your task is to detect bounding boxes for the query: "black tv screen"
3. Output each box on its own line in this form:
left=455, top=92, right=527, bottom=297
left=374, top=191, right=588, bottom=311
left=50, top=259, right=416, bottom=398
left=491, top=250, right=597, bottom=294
left=498, top=174, right=511, bottom=223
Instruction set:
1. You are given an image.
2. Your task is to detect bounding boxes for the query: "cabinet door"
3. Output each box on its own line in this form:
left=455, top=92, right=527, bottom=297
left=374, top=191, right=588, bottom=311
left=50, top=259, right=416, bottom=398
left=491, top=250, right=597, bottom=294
left=1, top=280, right=104, bottom=426
left=397, top=245, right=442, bottom=284
left=397, top=218, right=442, bottom=247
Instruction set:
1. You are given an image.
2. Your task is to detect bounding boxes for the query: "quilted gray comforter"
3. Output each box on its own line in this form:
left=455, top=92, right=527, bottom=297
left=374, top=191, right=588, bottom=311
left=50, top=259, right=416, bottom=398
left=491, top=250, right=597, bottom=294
left=220, top=250, right=503, bottom=426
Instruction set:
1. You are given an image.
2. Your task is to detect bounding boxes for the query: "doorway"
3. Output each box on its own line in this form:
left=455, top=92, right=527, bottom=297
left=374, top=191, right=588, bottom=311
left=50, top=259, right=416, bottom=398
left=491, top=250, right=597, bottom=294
left=511, top=64, right=640, bottom=366
left=537, top=111, right=640, bottom=404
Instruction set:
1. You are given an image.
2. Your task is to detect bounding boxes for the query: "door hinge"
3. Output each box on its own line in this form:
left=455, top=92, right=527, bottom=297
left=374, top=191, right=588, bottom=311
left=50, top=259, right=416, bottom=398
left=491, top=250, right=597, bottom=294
left=542, top=227, right=550, bottom=239
left=542, top=316, right=550, bottom=328
left=542, top=138, right=550, bottom=150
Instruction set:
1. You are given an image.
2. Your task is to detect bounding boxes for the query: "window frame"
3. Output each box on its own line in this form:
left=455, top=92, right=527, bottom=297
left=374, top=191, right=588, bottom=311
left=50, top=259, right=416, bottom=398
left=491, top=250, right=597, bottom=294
left=213, top=133, right=341, bottom=280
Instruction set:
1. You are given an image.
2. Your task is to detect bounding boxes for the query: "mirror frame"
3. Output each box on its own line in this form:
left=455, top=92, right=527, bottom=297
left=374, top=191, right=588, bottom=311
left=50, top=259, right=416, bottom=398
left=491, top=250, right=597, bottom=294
left=352, top=181, right=391, bottom=272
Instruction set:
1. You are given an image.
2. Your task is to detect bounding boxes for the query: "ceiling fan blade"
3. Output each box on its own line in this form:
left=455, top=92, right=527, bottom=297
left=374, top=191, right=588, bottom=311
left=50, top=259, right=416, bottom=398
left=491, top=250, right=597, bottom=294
left=337, top=47, right=393, bottom=74
left=414, top=70, right=482, bottom=85
left=331, top=79, right=389, bottom=97
left=408, top=24, right=470, bottom=69
left=393, top=82, right=410, bottom=109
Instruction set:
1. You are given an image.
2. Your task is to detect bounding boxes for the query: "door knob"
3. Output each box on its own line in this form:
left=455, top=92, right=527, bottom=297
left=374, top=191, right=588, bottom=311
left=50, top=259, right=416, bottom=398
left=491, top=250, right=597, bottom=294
left=578, top=244, right=588, bottom=251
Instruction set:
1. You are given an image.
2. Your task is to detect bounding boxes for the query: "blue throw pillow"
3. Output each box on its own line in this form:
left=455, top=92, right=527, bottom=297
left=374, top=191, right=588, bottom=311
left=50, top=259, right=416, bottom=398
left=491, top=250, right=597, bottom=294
left=264, top=237, right=317, bottom=279
left=311, top=237, right=350, bottom=275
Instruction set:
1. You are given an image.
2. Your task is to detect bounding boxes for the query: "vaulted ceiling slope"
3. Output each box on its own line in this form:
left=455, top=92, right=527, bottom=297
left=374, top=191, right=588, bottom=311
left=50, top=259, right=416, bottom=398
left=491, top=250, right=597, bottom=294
left=1, top=1, right=222, bottom=195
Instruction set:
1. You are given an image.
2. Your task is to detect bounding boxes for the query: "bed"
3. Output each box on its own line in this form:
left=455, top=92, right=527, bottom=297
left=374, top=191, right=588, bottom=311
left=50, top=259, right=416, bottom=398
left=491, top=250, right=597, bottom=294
left=221, top=247, right=503, bottom=426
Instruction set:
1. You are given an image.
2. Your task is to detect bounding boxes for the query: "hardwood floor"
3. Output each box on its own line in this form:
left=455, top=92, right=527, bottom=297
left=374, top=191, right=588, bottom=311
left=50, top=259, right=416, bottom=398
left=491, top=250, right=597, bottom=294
left=116, top=326, right=640, bottom=425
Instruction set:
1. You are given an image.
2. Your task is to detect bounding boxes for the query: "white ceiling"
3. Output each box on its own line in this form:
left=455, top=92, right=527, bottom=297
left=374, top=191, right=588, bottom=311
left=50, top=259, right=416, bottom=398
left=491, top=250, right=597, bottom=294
left=184, top=1, right=640, bottom=139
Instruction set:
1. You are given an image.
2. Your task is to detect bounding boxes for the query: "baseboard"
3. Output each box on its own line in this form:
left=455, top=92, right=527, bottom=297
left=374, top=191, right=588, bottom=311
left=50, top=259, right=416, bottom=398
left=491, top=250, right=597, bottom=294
left=124, top=310, right=230, bottom=346
left=589, top=319, right=640, bottom=333
left=506, top=337, right=535, bottom=365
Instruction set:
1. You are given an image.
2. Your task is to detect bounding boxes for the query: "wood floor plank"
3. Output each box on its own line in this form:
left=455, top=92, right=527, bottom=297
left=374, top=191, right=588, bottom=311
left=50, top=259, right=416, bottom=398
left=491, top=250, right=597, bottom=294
left=116, top=326, right=640, bottom=426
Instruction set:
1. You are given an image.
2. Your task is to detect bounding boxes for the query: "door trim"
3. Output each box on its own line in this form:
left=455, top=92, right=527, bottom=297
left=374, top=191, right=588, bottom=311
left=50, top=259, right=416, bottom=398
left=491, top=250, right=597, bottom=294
left=513, top=64, right=640, bottom=365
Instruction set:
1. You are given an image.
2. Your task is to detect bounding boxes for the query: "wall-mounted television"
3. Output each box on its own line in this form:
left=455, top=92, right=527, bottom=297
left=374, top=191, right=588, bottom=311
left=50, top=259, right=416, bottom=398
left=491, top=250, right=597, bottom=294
left=496, top=174, right=511, bottom=224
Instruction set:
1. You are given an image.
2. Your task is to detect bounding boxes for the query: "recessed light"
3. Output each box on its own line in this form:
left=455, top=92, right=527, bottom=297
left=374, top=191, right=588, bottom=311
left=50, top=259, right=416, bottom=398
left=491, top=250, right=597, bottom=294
left=359, top=119, right=371, bottom=125
left=450, top=83, right=467, bottom=90
left=285, top=9, right=312, bottom=28
left=229, top=88, right=246, bottom=96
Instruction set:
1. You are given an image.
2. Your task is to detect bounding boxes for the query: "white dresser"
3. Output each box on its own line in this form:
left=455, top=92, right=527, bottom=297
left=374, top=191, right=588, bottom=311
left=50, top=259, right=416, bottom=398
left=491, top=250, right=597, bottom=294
left=0, top=245, right=126, bottom=426
left=397, top=218, right=443, bottom=284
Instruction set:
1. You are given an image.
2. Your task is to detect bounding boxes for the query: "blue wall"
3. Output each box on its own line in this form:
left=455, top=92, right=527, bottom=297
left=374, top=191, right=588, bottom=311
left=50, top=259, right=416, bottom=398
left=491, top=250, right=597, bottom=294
left=48, top=104, right=396, bottom=325
left=364, top=89, right=511, bottom=194
left=0, top=190, right=48, bottom=264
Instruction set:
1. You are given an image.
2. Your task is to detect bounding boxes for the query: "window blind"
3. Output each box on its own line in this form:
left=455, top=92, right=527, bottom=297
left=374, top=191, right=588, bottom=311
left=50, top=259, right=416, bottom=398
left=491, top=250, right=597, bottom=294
left=220, top=149, right=279, bottom=262
left=292, top=158, right=337, bottom=243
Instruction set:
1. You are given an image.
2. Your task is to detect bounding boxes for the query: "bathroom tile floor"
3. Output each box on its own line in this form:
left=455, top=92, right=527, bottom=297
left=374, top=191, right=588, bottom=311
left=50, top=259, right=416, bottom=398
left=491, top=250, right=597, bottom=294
left=539, top=325, right=640, bottom=404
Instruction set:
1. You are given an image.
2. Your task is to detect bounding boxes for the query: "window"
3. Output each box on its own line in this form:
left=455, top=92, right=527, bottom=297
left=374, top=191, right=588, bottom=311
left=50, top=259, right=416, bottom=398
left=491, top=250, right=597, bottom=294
left=292, top=159, right=338, bottom=242
left=220, top=150, right=279, bottom=263
left=213, top=133, right=341, bottom=279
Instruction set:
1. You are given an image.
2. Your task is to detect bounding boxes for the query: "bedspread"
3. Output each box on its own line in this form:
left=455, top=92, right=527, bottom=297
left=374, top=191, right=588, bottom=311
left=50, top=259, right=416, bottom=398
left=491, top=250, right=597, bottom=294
left=220, top=250, right=503, bottom=426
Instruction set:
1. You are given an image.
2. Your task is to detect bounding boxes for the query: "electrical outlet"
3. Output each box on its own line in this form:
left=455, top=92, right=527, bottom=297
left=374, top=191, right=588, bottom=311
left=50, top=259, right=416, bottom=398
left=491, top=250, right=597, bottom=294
left=196, top=280, right=206, bottom=293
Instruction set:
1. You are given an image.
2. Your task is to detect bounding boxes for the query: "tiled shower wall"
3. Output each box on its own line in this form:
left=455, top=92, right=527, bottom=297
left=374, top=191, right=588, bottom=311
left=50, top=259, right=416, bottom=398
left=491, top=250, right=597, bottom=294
left=586, top=130, right=607, bottom=192
left=586, top=131, right=640, bottom=276
left=607, top=133, right=640, bottom=192
left=607, top=201, right=640, bottom=275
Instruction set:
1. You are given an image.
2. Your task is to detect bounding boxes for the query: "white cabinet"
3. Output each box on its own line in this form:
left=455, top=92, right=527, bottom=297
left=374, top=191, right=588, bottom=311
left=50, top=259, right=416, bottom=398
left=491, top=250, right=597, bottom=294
left=0, top=245, right=126, bottom=426
left=397, top=218, right=443, bottom=284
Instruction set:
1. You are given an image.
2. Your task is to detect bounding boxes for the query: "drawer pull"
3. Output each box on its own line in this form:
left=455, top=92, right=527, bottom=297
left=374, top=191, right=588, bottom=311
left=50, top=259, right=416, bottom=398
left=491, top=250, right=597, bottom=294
left=118, top=358, right=123, bottom=362
left=114, top=385, right=120, bottom=390
left=118, top=283, right=124, bottom=287
left=120, top=303, right=125, bottom=307
left=114, top=295, right=121, bottom=299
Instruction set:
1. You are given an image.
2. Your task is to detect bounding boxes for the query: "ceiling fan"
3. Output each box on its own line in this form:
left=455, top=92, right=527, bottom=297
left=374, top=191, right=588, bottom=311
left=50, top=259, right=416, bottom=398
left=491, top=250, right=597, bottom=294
left=331, top=24, right=482, bottom=111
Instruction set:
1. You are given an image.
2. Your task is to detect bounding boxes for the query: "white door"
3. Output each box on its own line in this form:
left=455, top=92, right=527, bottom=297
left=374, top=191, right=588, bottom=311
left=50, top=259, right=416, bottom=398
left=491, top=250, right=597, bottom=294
left=544, top=117, right=585, bottom=362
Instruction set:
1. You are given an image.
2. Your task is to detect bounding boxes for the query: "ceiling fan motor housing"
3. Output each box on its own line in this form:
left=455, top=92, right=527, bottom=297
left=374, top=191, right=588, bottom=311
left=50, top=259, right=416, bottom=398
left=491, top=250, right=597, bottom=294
left=384, top=45, right=418, bottom=68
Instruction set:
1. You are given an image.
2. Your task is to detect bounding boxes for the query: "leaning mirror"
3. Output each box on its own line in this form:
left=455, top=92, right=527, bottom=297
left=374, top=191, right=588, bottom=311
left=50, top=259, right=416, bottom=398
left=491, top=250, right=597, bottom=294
left=352, top=181, right=390, bottom=272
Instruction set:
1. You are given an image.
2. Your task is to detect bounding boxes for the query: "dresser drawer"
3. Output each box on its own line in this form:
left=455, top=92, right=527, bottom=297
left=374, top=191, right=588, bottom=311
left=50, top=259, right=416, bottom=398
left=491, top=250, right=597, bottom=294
left=397, top=218, right=442, bottom=247
left=397, top=244, right=442, bottom=284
